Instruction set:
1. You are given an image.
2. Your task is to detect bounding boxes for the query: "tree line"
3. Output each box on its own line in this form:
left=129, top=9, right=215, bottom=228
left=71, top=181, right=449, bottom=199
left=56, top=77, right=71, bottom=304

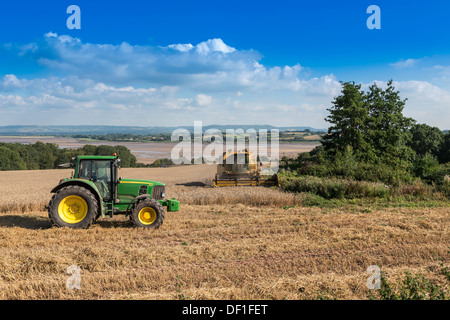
left=0, top=143, right=138, bottom=170
left=281, top=80, right=450, bottom=191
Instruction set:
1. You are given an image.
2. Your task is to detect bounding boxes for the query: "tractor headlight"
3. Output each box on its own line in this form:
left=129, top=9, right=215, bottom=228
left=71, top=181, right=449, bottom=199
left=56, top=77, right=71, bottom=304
left=161, top=192, right=165, bottom=199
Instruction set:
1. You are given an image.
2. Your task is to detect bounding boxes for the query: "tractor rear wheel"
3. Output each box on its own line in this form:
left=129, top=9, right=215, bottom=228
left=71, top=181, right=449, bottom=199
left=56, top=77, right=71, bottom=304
left=48, top=185, right=98, bottom=229
left=130, top=198, right=165, bottom=229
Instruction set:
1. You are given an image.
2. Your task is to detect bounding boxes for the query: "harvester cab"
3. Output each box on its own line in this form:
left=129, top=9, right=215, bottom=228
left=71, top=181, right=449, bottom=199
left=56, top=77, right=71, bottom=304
left=48, top=154, right=180, bottom=229
left=213, top=149, right=279, bottom=187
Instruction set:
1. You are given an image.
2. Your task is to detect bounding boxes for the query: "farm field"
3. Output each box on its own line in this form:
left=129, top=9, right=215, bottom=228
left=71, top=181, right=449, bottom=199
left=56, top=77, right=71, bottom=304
left=0, top=165, right=449, bottom=300
left=0, top=136, right=319, bottom=164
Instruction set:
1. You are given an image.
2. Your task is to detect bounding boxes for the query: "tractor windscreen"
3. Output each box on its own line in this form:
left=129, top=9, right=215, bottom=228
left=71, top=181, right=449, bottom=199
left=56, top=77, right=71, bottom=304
left=79, top=160, right=113, bottom=201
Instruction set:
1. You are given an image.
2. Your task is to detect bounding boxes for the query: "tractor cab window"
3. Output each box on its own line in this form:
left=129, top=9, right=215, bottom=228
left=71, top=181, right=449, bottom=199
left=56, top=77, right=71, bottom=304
left=78, top=160, right=92, bottom=179
left=78, top=160, right=113, bottom=201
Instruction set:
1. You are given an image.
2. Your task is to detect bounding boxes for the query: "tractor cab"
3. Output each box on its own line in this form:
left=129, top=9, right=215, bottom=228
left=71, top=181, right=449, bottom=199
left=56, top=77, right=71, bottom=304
left=75, top=156, right=119, bottom=201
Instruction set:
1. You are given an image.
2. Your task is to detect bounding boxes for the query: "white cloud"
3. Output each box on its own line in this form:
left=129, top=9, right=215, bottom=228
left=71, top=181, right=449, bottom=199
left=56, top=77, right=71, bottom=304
left=390, top=58, right=421, bottom=69
left=193, top=38, right=236, bottom=54
left=0, top=94, right=26, bottom=106
left=167, top=38, right=236, bottom=55
left=2, top=33, right=449, bottom=129
left=20, top=34, right=311, bottom=93
left=167, top=43, right=194, bottom=52
left=1, top=74, right=23, bottom=88
left=44, top=31, right=58, bottom=38
left=195, top=94, right=212, bottom=106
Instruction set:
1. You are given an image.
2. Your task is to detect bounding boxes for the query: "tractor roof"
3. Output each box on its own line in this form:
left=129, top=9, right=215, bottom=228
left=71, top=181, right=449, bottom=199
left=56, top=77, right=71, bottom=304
left=76, top=155, right=118, bottom=161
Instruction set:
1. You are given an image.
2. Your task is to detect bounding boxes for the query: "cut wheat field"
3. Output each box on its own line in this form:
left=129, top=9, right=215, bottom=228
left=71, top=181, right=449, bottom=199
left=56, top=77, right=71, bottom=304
left=0, top=165, right=449, bottom=300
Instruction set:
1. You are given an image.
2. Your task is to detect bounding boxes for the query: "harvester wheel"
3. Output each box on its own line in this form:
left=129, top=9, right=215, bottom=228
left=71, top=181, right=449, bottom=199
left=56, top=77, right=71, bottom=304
left=130, top=198, right=165, bottom=229
left=48, top=185, right=98, bottom=229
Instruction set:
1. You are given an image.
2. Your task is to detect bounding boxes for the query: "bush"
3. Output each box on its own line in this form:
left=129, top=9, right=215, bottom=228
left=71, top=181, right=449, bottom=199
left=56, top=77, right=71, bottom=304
left=442, top=176, right=450, bottom=197
left=369, top=267, right=449, bottom=300
left=412, top=153, right=440, bottom=179
left=285, top=147, right=415, bottom=186
left=279, top=171, right=449, bottom=201
left=152, top=158, right=175, bottom=167
left=279, top=173, right=390, bottom=200
left=395, top=179, right=435, bottom=199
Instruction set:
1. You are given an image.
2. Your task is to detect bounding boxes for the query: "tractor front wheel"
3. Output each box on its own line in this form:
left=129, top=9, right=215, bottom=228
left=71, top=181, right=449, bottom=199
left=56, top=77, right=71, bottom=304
left=130, top=198, right=165, bottom=229
left=48, top=185, right=98, bottom=229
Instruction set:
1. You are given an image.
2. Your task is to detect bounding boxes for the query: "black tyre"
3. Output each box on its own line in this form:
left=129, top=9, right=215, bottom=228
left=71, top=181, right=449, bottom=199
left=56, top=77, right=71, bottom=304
left=48, top=185, right=98, bottom=229
left=130, top=198, right=165, bottom=229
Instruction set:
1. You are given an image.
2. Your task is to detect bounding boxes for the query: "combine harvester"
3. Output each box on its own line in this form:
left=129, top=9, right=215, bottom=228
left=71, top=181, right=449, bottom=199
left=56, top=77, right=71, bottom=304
left=213, top=149, right=279, bottom=187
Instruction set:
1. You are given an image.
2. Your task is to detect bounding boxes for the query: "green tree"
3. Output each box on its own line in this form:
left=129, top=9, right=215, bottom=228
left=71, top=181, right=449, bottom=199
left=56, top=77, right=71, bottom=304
left=322, top=81, right=372, bottom=160
left=322, top=80, right=415, bottom=167
left=408, top=123, right=444, bottom=157
left=0, top=146, right=27, bottom=170
left=29, top=142, right=59, bottom=169
left=438, top=132, right=450, bottom=164
left=83, top=144, right=137, bottom=167
left=0, top=142, right=138, bottom=171
left=366, top=80, right=415, bottom=164
left=80, top=145, right=97, bottom=155
left=111, top=145, right=137, bottom=167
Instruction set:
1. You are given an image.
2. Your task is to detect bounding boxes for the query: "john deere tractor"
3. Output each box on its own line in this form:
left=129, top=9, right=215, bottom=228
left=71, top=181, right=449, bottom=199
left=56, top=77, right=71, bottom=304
left=47, top=155, right=180, bottom=229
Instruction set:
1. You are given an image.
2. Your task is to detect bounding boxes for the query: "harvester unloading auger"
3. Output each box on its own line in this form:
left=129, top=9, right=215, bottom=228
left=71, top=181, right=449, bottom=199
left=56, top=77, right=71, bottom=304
left=213, top=149, right=279, bottom=187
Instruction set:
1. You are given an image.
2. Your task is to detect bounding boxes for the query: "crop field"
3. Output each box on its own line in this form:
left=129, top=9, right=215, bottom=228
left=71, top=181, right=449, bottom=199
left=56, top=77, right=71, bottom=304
left=0, top=136, right=320, bottom=164
left=0, top=165, right=449, bottom=300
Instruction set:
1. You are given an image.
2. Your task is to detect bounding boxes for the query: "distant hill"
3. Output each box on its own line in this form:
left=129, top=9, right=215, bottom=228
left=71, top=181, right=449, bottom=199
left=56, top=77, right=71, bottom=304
left=203, top=125, right=326, bottom=132
left=0, top=125, right=327, bottom=135
left=0, top=125, right=177, bottom=135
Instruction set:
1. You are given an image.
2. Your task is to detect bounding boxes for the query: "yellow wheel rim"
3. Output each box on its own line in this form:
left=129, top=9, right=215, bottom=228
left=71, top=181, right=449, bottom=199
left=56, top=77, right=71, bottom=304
left=138, top=207, right=157, bottom=225
left=58, top=195, right=88, bottom=224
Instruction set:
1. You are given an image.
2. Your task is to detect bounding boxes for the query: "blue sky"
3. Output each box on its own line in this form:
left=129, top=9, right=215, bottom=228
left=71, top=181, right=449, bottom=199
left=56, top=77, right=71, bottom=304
left=1, top=0, right=450, bottom=128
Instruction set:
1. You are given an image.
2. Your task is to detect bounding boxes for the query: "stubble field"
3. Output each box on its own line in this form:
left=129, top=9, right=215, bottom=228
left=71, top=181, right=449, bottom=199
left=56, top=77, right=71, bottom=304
left=0, top=165, right=448, bottom=299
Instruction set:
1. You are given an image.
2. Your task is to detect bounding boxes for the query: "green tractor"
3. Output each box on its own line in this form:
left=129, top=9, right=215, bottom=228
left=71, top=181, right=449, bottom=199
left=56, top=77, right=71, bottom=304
left=47, top=154, right=180, bottom=229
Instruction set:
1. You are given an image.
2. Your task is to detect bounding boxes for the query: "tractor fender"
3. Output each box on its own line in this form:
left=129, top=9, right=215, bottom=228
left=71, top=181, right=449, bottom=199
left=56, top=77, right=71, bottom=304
left=51, top=179, right=103, bottom=207
left=125, top=194, right=152, bottom=214
left=125, top=194, right=180, bottom=214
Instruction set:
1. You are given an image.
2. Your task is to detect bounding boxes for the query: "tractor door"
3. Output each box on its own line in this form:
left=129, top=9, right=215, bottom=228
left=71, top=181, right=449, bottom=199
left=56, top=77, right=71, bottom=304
left=78, top=160, right=113, bottom=201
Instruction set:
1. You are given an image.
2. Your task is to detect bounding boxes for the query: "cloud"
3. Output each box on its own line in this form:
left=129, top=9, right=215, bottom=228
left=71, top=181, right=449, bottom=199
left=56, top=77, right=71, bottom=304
left=433, top=64, right=450, bottom=78
left=195, top=94, right=212, bottom=106
left=167, top=38, right=236, bottom=55
left=2, top=33, right=449, bottom=129
left=167, top=43, right=194, bottom=52
left=390, top=58, right=421, bottom=69
left=18, top=33, right=315, bottom=94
